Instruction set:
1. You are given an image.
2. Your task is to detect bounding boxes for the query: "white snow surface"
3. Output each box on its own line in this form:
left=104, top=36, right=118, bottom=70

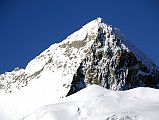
left=22, top=85, right=159, bottom=120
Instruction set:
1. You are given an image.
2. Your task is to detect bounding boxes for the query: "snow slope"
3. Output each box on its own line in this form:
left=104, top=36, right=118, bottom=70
left=22, top=85, right=159, bottom=120
left=0, top=18, right=101, bottom=94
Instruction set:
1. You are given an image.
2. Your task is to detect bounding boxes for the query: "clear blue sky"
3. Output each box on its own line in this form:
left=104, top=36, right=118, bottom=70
left=0, top=0, right=159, bottom=74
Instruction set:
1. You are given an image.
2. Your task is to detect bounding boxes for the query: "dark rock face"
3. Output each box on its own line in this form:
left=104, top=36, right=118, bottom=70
left=66, top=62, right=86, bottom=96
left=67, top=26, right=159, bottom=95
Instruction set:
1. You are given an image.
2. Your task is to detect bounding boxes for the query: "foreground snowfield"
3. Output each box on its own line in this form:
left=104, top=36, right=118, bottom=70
left=21, top=85, right=159, bottom=120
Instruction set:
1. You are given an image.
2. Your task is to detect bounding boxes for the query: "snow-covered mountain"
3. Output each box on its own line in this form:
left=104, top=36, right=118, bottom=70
left=0, top=17, right=159, bottom=120
left=0, top=17, right=159, bottom=94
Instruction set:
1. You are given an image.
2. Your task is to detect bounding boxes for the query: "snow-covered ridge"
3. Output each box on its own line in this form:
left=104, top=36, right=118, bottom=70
left=0, top=18, right=101, bottom=93
left=22, top=85, right=159, bottom=120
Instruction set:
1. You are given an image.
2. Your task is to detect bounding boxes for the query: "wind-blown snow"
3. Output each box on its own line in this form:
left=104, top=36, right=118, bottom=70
left=22, top=85, right=159, bottom=120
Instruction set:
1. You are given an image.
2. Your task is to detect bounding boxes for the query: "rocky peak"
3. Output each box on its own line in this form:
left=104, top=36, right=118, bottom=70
left=67, top=18, right=159, bottom=95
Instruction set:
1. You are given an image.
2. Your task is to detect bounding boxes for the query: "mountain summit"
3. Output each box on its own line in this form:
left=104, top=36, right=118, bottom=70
left=1, top=17, right=159, bottom=120
left=0, top=17, right=159, bottom=97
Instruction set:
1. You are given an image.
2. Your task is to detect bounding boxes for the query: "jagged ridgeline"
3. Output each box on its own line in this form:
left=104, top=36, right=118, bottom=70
left=67, top=18, right=159, bottom=95
left=0, top=18, right=159, bottom=97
